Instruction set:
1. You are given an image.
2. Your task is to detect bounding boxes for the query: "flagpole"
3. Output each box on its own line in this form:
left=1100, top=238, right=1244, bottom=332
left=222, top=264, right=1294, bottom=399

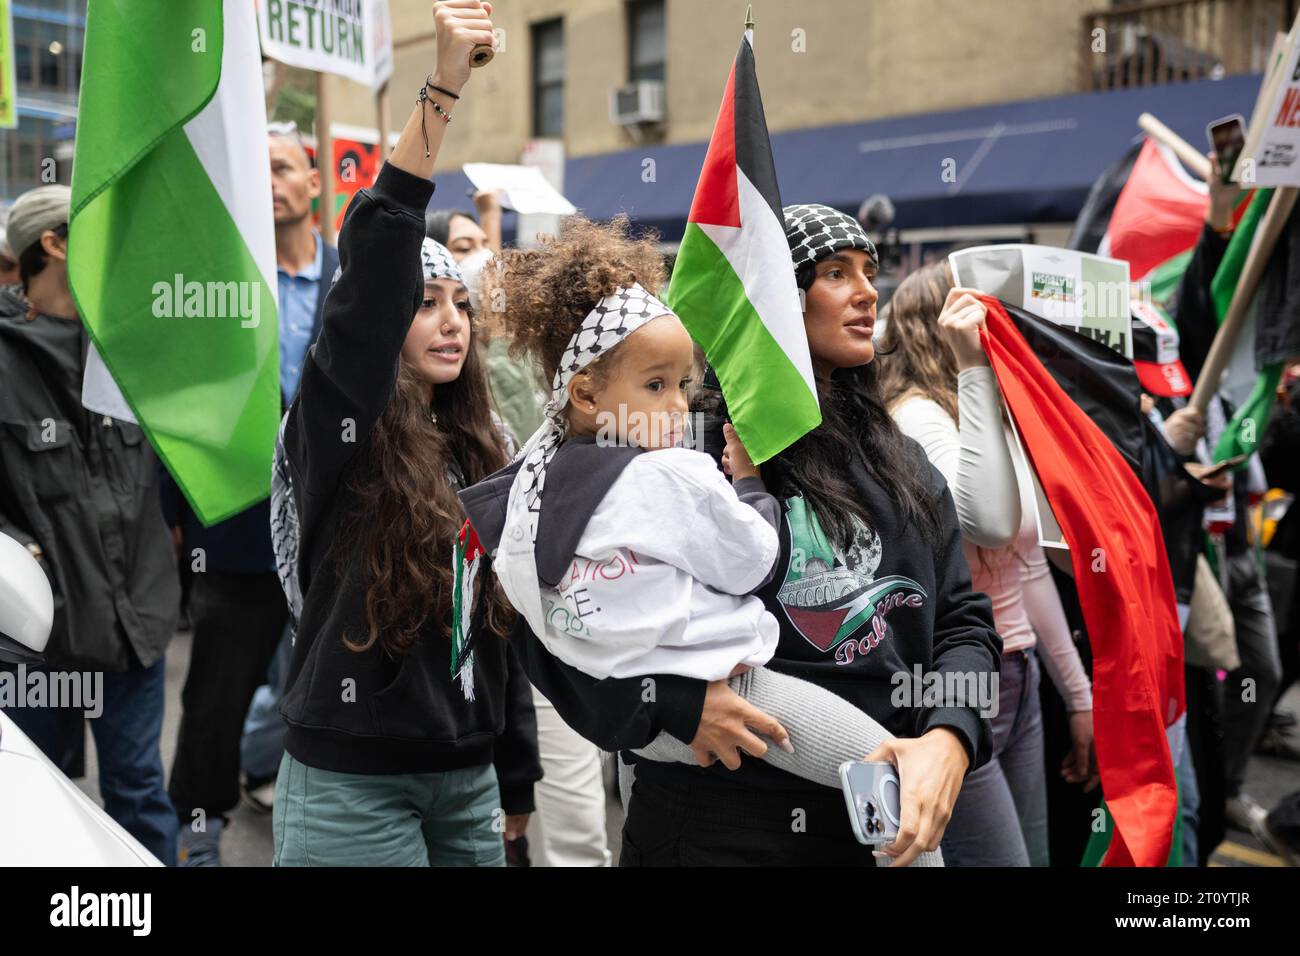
left=317, top=72, right=335, bottom=243
left=745, top=5, right=754, bottom=30
left=1188, top=185, right=1299, bottom=415
left=1137, top=113, right=1211, bottom=181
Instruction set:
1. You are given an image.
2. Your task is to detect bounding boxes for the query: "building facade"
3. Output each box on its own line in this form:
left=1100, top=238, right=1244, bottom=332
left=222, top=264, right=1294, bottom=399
left=330, top=0, right=1284, bottom=172
left=1, top=0, right=84, bottom=207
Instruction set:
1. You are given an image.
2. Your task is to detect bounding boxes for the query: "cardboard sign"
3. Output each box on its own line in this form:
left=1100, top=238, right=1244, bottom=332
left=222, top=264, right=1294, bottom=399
left=462, top=163, right=577, bottom=216
left=948, top=244, right=1133, bottom=359
left=1237, top=12, right=1300, bottom=186
left=257, top=0, right=393, bottom=90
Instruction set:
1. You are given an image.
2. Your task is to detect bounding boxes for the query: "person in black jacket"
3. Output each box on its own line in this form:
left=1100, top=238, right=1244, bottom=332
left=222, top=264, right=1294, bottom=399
left=270, top=0, right=540, bottom=868
left=499, top=206, right=1001, bottom=867
left=0, top=186, right=179, bottom=864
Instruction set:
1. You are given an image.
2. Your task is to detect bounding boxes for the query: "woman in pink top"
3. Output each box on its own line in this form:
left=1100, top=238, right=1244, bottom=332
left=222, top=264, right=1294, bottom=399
left=878, top=261, right=1096, bottom=866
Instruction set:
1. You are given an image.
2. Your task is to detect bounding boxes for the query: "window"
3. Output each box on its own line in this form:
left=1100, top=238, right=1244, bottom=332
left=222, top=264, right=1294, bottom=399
left=15, top=43, right=33, bottom=85
left=39, top=46, right=60, bottom=88
left=532, top=19, right=564, bottom=138
left=628, top=0, right=665, bottom=83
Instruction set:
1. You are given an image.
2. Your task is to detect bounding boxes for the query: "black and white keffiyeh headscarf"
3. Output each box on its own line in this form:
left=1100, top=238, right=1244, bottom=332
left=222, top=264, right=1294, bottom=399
left=420, top=236, right=463, bottom=284
left=783, top=203, right=878, bottom=272
left=492, top=282, right=675, bottom=637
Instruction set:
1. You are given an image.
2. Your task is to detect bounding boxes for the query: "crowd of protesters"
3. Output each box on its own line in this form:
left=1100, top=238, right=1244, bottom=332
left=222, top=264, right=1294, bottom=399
left=1, top=0, right=1298, bottom=868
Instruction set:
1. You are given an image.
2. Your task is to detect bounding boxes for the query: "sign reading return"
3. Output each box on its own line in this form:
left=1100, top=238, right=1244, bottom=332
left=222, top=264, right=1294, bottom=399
left=258, top=0, right=393, bottom=90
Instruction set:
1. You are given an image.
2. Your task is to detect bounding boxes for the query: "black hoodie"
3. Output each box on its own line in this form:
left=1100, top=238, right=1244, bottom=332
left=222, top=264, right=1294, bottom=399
left=461, top=430, right=1001, bottom=800
left=277, top=164, right=539, bottom=812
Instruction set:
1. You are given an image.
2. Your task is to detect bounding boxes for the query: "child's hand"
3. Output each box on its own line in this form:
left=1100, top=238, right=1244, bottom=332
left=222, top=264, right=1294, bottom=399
left=722, top=423, right=759, bottom=481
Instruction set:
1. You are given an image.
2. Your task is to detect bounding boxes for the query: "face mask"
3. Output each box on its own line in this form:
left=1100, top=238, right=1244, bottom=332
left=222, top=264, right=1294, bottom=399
left=457, top=247, right=495, bottom=313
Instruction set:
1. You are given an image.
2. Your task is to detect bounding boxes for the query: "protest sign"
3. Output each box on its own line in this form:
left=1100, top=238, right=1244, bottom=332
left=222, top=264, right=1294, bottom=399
left=462, top=162, right=578, bottom=216
left=257, top=0, right=393, bottom=90
left=1236, top=12, right=1300, bottom=186
left=949, top=244, right=1133, bottom=359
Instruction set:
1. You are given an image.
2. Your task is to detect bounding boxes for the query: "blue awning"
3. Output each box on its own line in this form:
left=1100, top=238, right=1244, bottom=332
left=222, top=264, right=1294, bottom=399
left=563, top=73, right=1263, bottom=241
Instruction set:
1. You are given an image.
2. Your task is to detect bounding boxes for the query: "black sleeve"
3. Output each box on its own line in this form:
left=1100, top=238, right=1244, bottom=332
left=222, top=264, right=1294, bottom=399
left=1144, top=417, right=1225, bottom=521
left=286, top=163, right=433, bottom=496
left=913, top=481, right=1003, bottom=772
left=511, top=617, right=708, bottom=751
left=492, top=641, right=542, bottom=816
left=733, top=474, right=782, bottom=589
left=1172, top=224, right=1230, bottom=383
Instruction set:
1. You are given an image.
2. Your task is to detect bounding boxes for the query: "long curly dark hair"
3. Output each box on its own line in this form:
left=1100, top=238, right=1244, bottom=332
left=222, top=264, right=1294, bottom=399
left=341, top=327, right=512, bottom=658
left=763, top=263, right=943, bottom=552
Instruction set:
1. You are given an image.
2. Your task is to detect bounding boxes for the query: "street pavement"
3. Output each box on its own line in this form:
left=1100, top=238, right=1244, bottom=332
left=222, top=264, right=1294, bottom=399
left=73, top=628, right=1298, bottom=867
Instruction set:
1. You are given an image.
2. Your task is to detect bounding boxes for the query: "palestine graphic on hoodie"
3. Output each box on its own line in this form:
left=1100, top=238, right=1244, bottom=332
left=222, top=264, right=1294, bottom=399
left=776, top=497, right=928, bottom=663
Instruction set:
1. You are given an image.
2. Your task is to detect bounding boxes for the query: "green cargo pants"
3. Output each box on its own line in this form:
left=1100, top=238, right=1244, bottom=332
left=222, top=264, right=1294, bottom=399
left=272, top=753, right=507, bottom=867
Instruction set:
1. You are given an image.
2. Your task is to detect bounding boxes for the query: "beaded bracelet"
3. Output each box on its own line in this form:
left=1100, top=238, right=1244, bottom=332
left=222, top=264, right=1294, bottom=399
left=416, top=82, right=454, bottom=157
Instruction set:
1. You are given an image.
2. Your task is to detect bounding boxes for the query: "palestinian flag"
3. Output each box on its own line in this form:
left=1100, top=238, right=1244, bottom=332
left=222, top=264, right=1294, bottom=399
left=1208, top=187, right=1289, bottom=461
left=995, top=304, right=1189, bottom=865
left=666, top=29, right=817, bottom=464
left=1069, top=138, right=1209, bottom=284
left=982, top=297, right=1184, bottom=867
left=69, top=0, right=279, bottom=525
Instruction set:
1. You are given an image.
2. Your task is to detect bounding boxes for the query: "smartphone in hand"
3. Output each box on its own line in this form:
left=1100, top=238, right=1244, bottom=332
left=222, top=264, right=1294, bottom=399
left=840, top=760, right=902, bottom=846
left=1208, top=114, right=1246, bottom=184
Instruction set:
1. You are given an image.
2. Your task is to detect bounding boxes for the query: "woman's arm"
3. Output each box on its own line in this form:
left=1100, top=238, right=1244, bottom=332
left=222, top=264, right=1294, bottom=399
left=511, top=615, right=708, bottom=751
left=892, top=373, right=1020, bottom=548
left=492, top=642, right=542, bottom=817
left=512, top=615, right=790, bottom=770
left=286, top=2, right=494, bottom=494
left=1020, top=546, right=1091, bottom=712
left=914, top=480, right=1004, bottom=769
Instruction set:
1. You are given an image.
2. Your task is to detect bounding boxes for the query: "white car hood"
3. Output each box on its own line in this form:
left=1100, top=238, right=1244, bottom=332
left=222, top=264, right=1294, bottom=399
left=0, top=712, right=162, bottom=866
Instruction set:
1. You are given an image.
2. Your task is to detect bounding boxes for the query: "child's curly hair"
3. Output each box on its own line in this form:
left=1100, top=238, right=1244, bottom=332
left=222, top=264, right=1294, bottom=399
left=482, top=215, right=666, bottom=390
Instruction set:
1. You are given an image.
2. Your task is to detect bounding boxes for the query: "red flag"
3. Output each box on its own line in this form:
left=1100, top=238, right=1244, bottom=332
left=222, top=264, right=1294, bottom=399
left=1104, top=138, right=1208, bottom=280
left=980, top=297, right=1184, bottom=867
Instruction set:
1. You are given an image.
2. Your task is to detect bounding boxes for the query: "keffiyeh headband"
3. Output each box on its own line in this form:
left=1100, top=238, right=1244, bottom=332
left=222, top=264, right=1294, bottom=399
left=490, top=282, right=675, bottom=640
left=783, top=203, right=877, bottom=272
left=326, top=237, right=463, bottom=293
left=420, top=237, right=463, bottom=284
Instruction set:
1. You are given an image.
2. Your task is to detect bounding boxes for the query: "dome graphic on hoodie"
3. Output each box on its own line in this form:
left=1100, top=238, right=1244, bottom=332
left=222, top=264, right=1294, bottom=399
left=777, top=496, right=926, bottom=655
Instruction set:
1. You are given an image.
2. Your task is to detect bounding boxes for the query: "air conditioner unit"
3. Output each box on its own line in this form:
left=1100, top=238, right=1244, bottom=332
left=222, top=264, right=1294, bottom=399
left=610, top=81, right=665, bottom=126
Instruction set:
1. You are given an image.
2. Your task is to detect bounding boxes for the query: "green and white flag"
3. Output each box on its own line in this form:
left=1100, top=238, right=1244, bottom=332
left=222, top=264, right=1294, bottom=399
left=1209, top=188, right=1285, bottom=461
left=70, top=0, right=279, bottom=525
left=666, top=29, right=818, bottom=464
